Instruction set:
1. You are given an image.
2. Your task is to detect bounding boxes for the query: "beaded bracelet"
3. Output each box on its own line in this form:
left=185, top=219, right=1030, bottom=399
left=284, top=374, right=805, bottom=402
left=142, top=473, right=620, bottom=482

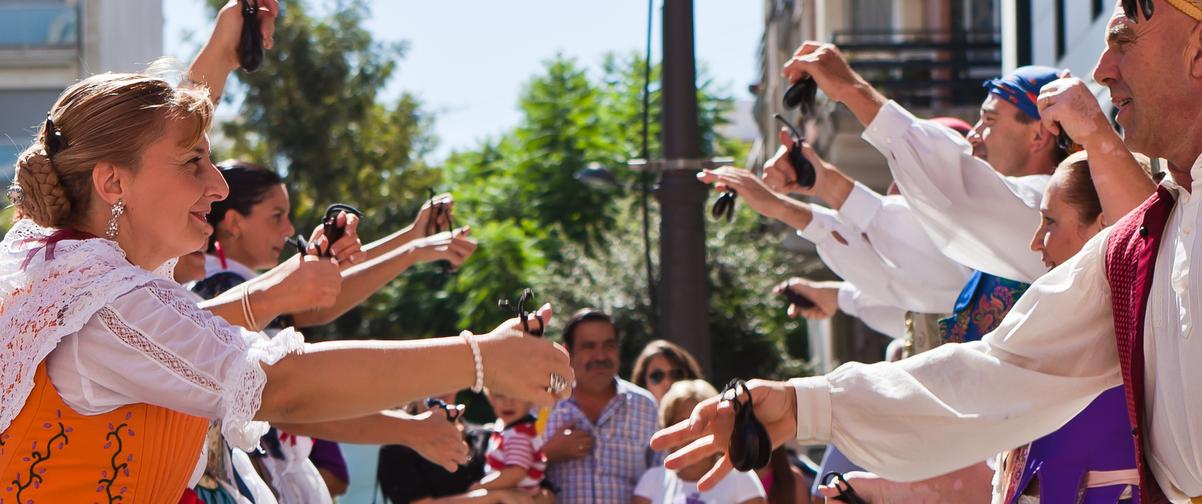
left=461, top=330, right=483, bottom=393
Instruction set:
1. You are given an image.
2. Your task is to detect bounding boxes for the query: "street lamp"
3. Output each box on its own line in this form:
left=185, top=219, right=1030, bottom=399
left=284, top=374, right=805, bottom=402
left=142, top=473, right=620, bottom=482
left=574, top=0, right=715, bottom=376
left=574, top=162, right=620, bottom=191
left=575, top=161, right=657, bottom=336
left=576, top=154, right=733, bottom=379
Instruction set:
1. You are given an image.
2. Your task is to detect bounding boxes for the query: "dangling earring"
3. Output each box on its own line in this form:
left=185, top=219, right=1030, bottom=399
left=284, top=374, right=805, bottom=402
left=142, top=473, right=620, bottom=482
left=106, top=198, right=125, bottom=240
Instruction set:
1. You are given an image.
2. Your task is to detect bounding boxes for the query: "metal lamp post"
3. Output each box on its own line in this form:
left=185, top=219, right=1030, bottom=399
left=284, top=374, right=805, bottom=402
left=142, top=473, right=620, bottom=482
left=575, top=0, right=716, bottom=376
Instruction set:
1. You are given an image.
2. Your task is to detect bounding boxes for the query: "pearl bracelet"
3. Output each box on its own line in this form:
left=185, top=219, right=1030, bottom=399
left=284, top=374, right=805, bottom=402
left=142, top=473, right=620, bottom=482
left=461, top=330, right=483, bottom=393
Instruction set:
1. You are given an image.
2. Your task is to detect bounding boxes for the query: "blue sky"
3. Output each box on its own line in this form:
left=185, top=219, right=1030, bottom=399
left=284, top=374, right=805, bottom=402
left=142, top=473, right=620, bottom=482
left=164, top=1, right=765, bottom=160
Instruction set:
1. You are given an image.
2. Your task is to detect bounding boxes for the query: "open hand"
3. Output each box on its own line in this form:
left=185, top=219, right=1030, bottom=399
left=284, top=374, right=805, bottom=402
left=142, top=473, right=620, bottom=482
left=650, top=379, right=798, bottom=491
left=390, top=409, right=470, bottom=472
left=407, top=227, right=477, bottom=270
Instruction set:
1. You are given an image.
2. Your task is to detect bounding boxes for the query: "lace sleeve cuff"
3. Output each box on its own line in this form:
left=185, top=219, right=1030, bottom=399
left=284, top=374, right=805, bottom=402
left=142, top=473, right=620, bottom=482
left=221, top=327, right=306, bottom=450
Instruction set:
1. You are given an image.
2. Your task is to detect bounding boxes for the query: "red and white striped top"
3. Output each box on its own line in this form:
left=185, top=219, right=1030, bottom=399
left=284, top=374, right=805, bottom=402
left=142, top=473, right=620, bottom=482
left=485, top=416, right=546, bottom=490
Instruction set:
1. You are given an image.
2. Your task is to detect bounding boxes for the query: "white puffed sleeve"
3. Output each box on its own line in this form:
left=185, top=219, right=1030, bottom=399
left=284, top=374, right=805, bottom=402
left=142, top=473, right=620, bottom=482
left=45, top=279, right=306, bottom=450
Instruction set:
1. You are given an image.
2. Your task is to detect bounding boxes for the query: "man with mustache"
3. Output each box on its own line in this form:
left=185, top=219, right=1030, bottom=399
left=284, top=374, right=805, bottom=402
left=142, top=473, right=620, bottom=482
left=542, top=309, right=660, bottom=503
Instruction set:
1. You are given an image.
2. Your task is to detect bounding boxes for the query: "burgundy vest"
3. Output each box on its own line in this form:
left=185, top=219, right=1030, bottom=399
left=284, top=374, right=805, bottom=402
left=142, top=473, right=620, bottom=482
left=1104, top=186, right=1175, bottom=504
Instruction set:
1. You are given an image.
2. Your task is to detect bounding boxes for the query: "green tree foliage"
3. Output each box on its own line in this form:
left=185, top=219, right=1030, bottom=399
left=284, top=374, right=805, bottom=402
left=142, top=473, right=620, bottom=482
left=210, top=0, right=439, bottom=241
left=214, top=1, right=818, bottom=381
left=447, top=52, right=819, bottom=383
left=207, top=0, right=440, bottom=340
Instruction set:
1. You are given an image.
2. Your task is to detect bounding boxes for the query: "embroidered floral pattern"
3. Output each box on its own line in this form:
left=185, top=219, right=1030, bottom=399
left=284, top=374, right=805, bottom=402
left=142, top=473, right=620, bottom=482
left=96, top=411, right=134, bottom=503
left=1, top=220, right=167, bottom=434
left=9, top=410, right=72, bottom=504
left=1000, top=446, right=1031, bottom=503
left=969, top=286, right=1018, bottom=335
left=938, top=275, right=1030, bottom=344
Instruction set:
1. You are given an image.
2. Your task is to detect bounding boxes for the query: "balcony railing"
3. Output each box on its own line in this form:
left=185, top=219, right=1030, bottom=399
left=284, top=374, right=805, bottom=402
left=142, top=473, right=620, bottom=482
left=830, top=30, right=1001, bottom=108
left=0, top=4, right=79, bottom=50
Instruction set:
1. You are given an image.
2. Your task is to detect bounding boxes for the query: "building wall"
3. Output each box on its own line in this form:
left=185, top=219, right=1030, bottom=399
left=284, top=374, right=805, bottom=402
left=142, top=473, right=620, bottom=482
left=0, top=0, right=162, bottom=175
left=1005, top=0, right=1112, bottom=110
left=81, top=0, right=163, bottom=75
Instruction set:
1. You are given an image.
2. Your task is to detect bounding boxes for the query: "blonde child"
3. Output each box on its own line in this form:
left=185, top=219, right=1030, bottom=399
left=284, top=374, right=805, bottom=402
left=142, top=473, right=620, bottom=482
left=471, top=390, right=546, bottom=494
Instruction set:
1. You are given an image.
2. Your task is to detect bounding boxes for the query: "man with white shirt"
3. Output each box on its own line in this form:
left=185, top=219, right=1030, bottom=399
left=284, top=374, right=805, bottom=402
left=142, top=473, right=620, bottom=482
left=653, top=1, right=1202, bottom=503
left=699, top=159, right=956, bottom=349
left=697, top=70, right=1059, bottom=501
left=702, top=64, right=1066, bottom=349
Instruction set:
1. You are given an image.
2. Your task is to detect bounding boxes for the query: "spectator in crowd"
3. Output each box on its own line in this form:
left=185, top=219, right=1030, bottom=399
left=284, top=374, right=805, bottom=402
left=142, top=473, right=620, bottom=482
left=631, top=339, right=704, bottom=403
left=633, top=380, right=765, bottom=504
left=755, top=447, right=812, bottom=504
left=472, top=390, right=546, bottom=494
left=542, top=309, right=660, bottom=503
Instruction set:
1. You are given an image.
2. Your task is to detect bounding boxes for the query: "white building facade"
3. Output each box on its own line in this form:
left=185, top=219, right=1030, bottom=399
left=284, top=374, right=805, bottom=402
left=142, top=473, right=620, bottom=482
left=0, top=0, right=162, bottom=178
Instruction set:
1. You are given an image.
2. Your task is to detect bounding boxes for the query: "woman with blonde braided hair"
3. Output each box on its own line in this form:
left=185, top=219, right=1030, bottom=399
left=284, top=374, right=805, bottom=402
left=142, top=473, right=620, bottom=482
left=0, top=4, right=573, bottom=503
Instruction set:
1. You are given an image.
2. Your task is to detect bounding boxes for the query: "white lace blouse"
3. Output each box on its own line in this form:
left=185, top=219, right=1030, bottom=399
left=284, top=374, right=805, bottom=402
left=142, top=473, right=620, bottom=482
left=0, top=219, right=301, bottom=452
left=44, top=277, right=303, bottom=450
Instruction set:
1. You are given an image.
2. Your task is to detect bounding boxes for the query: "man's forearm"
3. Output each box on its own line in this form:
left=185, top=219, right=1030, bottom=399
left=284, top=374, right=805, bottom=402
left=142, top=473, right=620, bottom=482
left=837, top=81, right=890, bottom=128
left=1081, top=131, right=1157, bottom=223
left=815, top=170, right=856, bottom=211
left=772, top=197, right=815, bottom=232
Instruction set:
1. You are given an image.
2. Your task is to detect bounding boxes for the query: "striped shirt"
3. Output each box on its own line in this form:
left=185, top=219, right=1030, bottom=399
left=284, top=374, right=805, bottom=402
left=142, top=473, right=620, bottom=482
left=543, top=378, right=660, bottom=504
left=484, top=416, right=546, bottom=490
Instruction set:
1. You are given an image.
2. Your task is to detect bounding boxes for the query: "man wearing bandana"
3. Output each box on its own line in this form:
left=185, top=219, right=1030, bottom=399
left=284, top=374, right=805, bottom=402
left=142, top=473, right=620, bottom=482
left=699, top=63, right=1069, bottom=500
left=653, top=1, right=1202, bottom=503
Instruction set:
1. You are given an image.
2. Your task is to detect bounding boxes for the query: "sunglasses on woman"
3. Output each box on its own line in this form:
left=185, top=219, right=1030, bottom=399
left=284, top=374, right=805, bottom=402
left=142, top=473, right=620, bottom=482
left=647, top=368, right=686, bottom=385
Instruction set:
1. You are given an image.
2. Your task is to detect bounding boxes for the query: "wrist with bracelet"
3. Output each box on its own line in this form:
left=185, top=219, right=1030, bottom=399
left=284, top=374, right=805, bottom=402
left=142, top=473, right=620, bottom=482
left=241, top=284, right=260, bottom=330
left=461, top=330, right=484, bottom=393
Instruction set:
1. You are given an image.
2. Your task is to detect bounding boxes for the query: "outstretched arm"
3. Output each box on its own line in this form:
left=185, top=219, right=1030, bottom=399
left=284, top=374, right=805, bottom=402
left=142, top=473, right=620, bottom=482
left=184, top=0, right=279, bottom=105
left=275, top=409, right=470, bottom=471
left=292, top=228, right=475, bottom=327
left=651, top=231, right=1120, bottom=489
left=785, top=41, right=1047, bottom=282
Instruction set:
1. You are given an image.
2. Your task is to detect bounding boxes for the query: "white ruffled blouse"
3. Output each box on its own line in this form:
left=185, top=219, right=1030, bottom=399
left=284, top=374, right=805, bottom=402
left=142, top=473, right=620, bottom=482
left=0, top=220, right=302, bottom=451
